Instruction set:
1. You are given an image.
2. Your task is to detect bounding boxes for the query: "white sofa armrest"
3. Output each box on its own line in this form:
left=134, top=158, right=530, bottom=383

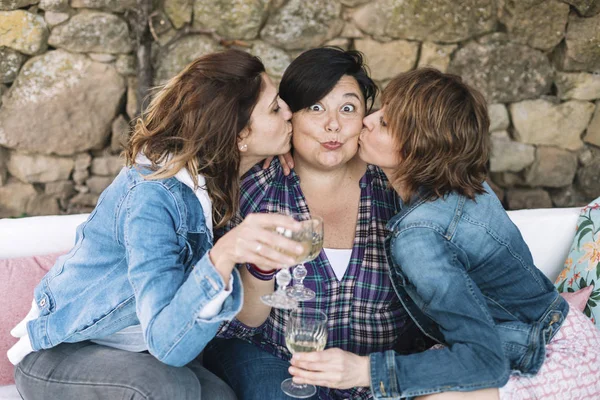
left=0, top=214, right=90, bottom=259
left=0, top=208, right=581, bottom=278
left=507, top=207, right=580, bottom=282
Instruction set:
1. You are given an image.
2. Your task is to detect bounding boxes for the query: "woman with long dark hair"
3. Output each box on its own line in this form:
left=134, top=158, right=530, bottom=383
left=9, top=49, right=306, bottom=400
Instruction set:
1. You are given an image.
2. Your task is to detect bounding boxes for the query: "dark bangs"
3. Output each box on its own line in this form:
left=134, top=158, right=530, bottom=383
left=279, top=47, right=377, bottom=113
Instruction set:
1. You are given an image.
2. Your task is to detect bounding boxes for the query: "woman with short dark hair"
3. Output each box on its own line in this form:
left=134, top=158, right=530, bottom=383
left=204, top=47, right=426, bottom=400
left=10, top=49, right=306, bottom=400
left=289, top=68, right=600, bottom=399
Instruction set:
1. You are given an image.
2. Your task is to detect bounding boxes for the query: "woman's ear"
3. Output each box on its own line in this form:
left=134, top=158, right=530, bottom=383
left=238, top=126, right=250, bottom=152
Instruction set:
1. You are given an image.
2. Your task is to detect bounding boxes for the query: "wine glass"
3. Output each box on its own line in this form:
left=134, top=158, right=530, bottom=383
left=260, top=213, right=313, bottom=310
left=282, top=308, right=328, bottom=398
left=287, top=216, right=324, bottom=301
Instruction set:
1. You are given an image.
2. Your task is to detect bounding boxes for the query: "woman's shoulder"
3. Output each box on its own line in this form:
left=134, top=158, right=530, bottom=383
left=388, top=195, right=456, bottom=239
left=121, top=166, right=193, bottom=216
left=366, top=164, right=394, bottom=191
left=236, top=158, right=291, bottom=219
left=366, top=164, right=387, bottom=181
left=365, top=164, right=400, bottom=213
left=125, top=164, right=181, bottom=191
left=240, top=158, right=285, bottom=190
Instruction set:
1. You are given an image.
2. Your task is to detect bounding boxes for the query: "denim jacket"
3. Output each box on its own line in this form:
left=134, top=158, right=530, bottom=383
left=26, top=166, right=243, bottom=367
left=369, top=183, right=568, bottom=399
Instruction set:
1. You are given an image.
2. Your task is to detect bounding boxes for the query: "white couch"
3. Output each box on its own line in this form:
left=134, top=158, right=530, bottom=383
left=0, top=208, right=582, bottom=399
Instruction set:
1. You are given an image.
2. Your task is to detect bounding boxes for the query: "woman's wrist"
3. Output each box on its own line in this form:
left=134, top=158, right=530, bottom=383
left=208, top=246, right=234, bottom=285
left=359, top=355, right=372, bottom=388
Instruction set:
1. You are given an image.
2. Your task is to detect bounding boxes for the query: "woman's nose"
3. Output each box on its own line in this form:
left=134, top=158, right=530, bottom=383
left=326, top=114, right=341, bottom=132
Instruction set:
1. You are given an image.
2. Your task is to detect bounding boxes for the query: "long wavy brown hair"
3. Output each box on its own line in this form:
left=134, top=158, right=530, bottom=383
left=383, top=68, right=490, bottom=201
left=125, top=49, right=265, bottom=228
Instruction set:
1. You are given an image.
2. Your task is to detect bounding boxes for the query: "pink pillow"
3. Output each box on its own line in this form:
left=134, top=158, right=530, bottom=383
left=559, top=285, right=594, bottom=313
left=0, top=253, right=62, bottom=385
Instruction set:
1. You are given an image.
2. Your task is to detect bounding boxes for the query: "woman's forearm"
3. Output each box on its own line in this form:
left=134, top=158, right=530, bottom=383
left=235, top=266, right=276, bottom=327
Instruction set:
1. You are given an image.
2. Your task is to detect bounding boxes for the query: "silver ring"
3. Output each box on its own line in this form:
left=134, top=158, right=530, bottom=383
left=255, top=243, right=262, bottom=254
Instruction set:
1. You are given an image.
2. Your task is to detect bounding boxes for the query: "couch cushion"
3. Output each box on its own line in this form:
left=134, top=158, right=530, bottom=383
left=554, top=198, right=600, bottom=329
left=0, top=253, right=62, bottom=385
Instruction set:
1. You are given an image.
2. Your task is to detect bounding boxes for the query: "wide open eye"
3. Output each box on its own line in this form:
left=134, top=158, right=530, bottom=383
left=341, top=104, right=356, bottom=112
left=309, top=104, right=324, bottom=112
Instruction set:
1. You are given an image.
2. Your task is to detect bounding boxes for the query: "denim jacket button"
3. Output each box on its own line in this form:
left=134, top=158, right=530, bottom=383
left=39, top=298, right=46, bottom=307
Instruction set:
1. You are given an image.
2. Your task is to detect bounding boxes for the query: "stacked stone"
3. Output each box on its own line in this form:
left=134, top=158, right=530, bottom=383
left=0, top=0, right=599, bottom=218
left=0, top=0, right=133, bottom=217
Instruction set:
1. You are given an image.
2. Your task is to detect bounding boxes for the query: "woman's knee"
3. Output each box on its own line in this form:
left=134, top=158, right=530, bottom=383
left=136, top=363, right=203, bottom=400
left=14, top=343, right=204, bottom=400
left=204, top=339, right=293, bottom=400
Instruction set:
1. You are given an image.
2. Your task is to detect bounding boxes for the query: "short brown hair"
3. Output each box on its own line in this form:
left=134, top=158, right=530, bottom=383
left=125, top=49, right=265, bottom=228
left=383, top=68, right=490, bottom=201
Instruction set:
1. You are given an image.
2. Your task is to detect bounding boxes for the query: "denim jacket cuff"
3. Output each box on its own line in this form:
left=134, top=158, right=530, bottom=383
left=369, top=351, right=402, bottom=399
left=191, top=255, right=243, bottom=321
left=210, top=267, right=243, bottom=320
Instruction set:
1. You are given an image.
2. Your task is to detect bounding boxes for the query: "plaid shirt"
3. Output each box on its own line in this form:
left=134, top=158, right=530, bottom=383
left=217, top=160, right=411, bottom=400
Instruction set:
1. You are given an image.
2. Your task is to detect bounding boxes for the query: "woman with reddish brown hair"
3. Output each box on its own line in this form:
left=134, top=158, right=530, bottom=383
left=288, top=68, right=600, bottom=399
left=9, top=49, right=307, bottom=400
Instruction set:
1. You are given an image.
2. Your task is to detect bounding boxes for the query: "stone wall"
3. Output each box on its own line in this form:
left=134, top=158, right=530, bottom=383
left=0, top=0, right=599, bottom=218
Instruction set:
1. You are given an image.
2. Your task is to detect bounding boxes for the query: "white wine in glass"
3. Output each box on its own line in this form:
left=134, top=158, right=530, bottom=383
left=306, top=231, right=324, bottom=261
left=282, top=308, right=328, bottom=398
left=272, top=226, right=313, bottom=264
left=285, top=329, right=327, bottom=354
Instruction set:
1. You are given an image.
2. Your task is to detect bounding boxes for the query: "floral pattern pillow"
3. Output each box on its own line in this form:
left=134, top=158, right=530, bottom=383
left=555, top=198, right=600, bottom=328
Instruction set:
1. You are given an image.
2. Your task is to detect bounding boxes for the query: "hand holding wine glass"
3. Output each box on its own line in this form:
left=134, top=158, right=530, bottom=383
left=260, top=213, right=314, bottom=309
left=282, top=308, right=328, bottom=398
left=209, top=213, right=305, bottom=285
left=288, top=348, right=371, bottom=391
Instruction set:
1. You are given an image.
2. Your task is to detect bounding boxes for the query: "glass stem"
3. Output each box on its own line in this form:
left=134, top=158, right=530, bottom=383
left=276, top=267, right=292, bottom=292
left=292, top=264, right=307, bottom=289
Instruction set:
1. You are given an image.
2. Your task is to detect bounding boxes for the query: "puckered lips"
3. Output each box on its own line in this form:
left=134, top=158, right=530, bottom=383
left=321, top=141, right=342, bottom=150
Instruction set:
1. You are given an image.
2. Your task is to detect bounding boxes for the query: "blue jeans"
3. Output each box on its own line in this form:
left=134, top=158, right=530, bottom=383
left=15, top=341, right=237, bottom=400
left=204, top=338, right=318, bottom=400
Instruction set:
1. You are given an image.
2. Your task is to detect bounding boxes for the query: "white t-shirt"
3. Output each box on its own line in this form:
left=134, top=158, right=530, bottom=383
left=324, top=248, right=353, bottom=281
